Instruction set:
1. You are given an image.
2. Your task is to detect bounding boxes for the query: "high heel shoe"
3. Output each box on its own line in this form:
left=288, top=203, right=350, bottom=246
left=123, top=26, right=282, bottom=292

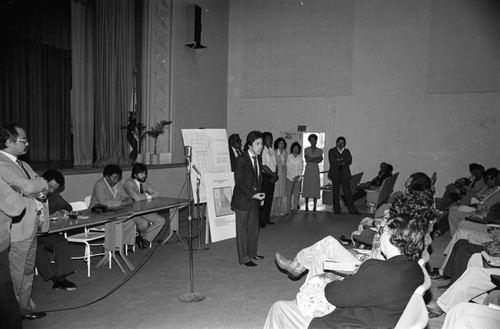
left=275, top=253, right=305, bottom=279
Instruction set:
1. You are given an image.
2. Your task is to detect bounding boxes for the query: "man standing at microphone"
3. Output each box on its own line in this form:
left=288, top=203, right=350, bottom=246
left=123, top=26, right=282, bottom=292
left=231, top=131, right=265, bottom=267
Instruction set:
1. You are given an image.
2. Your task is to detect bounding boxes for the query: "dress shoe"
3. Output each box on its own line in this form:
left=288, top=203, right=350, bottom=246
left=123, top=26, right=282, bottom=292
left=275, top=253, right=305, bottom=279
left=243, top=261, right=257, bottom=267
left=53, top=279, right=77, bottom=291
left=266, top=221, right=275, bottom=225
left=252, top=255, right=265, bottom=260
left=334, top=211, right=341, bottom=214
left=260, top=224, right=266, bottom=228
left=437, top=283, right=452, bottom=291
left=429, top=268, right=448, bottom=280
left=22, top=312, right=47, bottom=320
left=350, top=211, right=361, bottom=215
left=136, top=235, right=151, bottom=249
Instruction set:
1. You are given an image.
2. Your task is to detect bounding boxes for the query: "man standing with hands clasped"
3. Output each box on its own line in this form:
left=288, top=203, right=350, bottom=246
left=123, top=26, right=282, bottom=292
left=231, top=131, right=266, bottom=267
left=328, top=136, right=360, bottom=215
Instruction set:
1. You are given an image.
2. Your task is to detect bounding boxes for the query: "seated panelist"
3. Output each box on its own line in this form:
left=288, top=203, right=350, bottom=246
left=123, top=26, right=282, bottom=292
left=123, top=163, right=166, bottom=249
left=35, top=169, right=76, bottom=291
left=89, top=164, right=136, bottom=246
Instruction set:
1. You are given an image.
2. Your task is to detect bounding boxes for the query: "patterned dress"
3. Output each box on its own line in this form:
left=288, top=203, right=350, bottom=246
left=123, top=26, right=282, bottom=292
left=302, top=147, right=322, bottom=199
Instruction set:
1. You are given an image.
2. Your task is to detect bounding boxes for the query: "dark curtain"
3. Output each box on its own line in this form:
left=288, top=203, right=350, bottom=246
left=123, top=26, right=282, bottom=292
left=0, top=0, right=72, bottom=165
left=2, top=37, right=72, bottom=163
left=93, top=0, right=135, bottom=166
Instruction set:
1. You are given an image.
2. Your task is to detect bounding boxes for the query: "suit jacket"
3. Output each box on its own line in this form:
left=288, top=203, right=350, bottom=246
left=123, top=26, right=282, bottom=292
left=0, top=152, right=49, bottom=242
left=89, top=177, right=129, bottom=207
left=123, top=178, right=160, bottom=201
left=309, top=255, right=424, bottom=329
left=328, top=147, right=352, bottom=181
left=231, top=152, right=263, bottom=211
left=0, top=177, right=26, bottom=252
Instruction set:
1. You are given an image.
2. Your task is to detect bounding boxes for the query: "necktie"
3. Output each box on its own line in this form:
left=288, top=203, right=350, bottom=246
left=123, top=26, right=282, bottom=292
left=237, top=149, right=242, bottom=156
left=140, top=183, right=144, bottom=194
left=252, top=156, right=259, bottom=184
left=16, top=159, right=31, bottom=179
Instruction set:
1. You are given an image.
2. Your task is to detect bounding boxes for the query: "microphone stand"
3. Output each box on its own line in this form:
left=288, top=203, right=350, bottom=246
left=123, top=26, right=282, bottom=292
left=193, top=168, right=209, bottom=251
left=180, top=157, right=205, bottom=303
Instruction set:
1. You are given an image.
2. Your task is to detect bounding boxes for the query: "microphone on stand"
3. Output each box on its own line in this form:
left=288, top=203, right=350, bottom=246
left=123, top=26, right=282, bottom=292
left=192, top=164, right=201, bottom=176
left=184, top=146, right=192, bottom=173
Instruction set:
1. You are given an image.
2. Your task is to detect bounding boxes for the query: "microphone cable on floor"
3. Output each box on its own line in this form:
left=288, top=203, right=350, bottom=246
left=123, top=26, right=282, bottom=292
left=40, top=175, right=191, bottom=313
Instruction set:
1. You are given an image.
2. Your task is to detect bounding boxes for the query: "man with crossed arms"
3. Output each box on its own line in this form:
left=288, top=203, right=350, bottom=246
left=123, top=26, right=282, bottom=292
left=0, top=123, right=49, bottom=320
left=123, top=163, right=166, bottom=248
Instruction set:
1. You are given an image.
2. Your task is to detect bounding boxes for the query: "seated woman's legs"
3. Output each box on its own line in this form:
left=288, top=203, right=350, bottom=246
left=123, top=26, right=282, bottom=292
left=263, top=299, right=313, bottom=329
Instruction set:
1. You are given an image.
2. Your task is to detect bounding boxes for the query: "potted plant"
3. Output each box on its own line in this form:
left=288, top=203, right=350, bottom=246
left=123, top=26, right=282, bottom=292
left=121, top=112, right=148, bottom=163
left=146, top=119, right=172, bottom=164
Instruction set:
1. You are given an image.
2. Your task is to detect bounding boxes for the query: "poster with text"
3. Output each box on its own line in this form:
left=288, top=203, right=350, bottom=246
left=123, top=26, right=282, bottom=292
left=204, top=172, right=236, bottom=242
left=181, top=129, right=231, bottom=203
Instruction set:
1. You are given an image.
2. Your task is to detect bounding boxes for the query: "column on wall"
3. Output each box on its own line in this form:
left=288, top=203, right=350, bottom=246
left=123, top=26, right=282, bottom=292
left=141, top=0, right=173, bottom=162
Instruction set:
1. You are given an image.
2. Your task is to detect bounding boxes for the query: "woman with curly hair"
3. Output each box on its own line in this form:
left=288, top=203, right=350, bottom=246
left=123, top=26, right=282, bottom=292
left=265, top=214, right=426, bottom=329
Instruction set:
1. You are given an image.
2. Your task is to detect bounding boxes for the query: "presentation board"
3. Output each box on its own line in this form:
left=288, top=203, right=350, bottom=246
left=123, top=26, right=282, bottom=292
left=181, top=129, right=232, bottom=203
left=204, top=172, right=236, bottom=242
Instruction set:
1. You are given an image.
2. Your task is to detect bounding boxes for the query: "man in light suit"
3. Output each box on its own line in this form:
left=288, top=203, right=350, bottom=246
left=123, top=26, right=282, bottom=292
left=123, top=163, right=166, bottom=248
left=0, top=177, right=26, bottom=328
left=0, top=123, right=49, bottom=320
left=89, top=164, right=136, bottom=247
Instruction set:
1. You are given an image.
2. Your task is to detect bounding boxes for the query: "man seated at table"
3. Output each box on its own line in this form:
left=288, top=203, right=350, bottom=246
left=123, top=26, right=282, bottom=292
left=123, top=163, right=166, bottom=248
left=89, top=164, right=136, bottom=247
left=35, top=169, right=76, bottom=291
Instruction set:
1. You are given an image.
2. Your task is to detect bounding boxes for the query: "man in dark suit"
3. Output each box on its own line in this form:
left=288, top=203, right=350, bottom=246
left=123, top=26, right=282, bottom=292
left=228, top=133, right=243, bottom=172
left=231, top=131, right=265, bottom=267
left=328, top=136, right=359, bottom=215
left=35, top=170, right=76, bottom=291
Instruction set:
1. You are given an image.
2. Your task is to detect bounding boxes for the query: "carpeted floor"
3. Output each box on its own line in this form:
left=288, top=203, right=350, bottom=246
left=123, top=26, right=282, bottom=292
left=24, top=201, right=449, bottom=329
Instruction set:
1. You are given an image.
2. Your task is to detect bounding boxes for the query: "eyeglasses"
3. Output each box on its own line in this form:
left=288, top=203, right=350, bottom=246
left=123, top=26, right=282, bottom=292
left=16, top=138, right=29, bottom=144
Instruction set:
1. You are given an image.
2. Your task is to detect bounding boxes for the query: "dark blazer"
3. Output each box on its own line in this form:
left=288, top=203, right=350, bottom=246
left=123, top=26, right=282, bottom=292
left=328, top=147, right=352, bottom=181
left=309, top=255, right=424, bottom=329
left=231, top=151, right=263, bottom=211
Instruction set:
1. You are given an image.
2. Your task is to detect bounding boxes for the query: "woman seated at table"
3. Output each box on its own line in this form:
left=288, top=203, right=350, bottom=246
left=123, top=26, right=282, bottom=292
left=264, top=214, right=426, bottom=329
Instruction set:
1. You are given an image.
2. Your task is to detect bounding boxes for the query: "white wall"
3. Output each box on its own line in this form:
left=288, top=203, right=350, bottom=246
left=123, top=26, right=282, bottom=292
left=227, top=0, right=500, bottom=195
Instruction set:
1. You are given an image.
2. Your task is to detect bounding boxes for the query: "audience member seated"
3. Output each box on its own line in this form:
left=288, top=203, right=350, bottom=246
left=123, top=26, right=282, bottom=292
left=426, top=252, right=500, bottom=319
left=441, top=301, right=500, bottom=329
left=351, top=162, right=393, bottom=201
left=351, top=172, right=434, bottom=249
left=35, top=170, right=76, bottom=291
left=264, top=214, right=426, bottom=329
left=437, top=163, right=485, bottom=211
left=89, top=164, right=136, bottom=247
left=447, top=168, right=500, bottom=236
left=429, top=207, right=500, bottom=281
left=123, top=163, right=166, bottom=248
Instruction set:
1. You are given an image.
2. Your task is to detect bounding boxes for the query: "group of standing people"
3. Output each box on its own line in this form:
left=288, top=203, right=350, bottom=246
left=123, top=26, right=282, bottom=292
left=229, top=131, right=362, bottom=268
